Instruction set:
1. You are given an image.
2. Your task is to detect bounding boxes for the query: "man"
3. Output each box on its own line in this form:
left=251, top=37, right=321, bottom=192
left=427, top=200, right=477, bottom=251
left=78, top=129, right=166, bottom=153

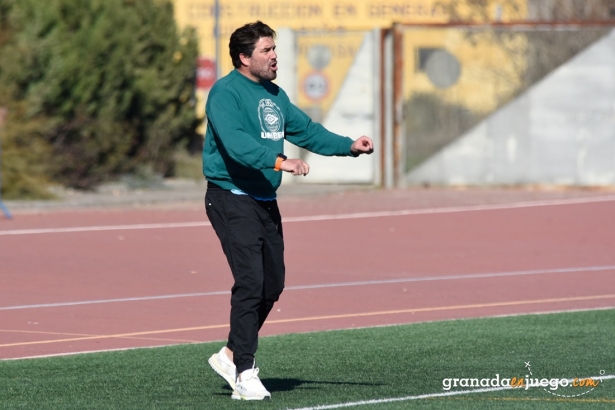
left=204, top=21, right=373, bottom=401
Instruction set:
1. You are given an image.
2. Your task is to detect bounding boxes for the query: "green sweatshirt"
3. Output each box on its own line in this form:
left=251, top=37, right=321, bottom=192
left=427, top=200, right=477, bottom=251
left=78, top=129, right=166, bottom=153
left=203, top=69, right=355, bottom=198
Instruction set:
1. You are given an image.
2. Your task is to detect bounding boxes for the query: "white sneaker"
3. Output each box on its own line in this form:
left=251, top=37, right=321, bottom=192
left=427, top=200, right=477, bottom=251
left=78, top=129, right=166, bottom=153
left=208, top=347, right=236, bottom=390
left=232, top=367, right=271, bottom=400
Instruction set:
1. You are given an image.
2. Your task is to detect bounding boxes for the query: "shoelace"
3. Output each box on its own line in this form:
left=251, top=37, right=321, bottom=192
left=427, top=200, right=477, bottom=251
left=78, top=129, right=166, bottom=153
left=246, top=368, right=260, bottom=381
left=239, top=367, right=260, bottom=383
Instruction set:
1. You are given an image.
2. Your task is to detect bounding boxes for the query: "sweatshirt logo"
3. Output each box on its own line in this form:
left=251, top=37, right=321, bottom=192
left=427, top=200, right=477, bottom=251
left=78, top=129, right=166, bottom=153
left=258, top=99, right=285, bottom=141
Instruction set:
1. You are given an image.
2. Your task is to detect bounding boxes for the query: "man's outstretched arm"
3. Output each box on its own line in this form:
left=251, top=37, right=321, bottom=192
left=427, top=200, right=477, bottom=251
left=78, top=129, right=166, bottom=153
left=278, top=136, right=373, bottom=177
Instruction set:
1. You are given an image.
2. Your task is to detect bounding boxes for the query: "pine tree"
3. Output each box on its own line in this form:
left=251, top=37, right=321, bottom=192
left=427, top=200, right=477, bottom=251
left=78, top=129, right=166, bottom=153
left=0, top=0, right=200, bottom=194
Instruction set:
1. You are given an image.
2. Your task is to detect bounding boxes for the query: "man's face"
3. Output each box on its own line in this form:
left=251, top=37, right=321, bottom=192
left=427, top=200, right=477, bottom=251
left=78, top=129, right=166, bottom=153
left=241, top=36, right=278, bottom=81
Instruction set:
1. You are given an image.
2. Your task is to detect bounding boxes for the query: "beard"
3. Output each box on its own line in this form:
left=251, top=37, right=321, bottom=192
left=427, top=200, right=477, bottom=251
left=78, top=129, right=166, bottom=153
left=249, top=60, right=277, bottom=81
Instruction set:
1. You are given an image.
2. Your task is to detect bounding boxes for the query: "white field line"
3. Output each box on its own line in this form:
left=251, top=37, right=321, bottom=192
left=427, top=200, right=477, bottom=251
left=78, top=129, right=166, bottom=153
left=286, top=375, right=615, bottom=410
left=1, top=194, right=615, bottom=236
left=1, top=265, right=613, bottom=311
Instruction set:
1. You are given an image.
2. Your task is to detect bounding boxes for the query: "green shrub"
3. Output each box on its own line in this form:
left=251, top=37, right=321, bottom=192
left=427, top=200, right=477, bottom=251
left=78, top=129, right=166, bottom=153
left=0, top=0, right=200, bottom=195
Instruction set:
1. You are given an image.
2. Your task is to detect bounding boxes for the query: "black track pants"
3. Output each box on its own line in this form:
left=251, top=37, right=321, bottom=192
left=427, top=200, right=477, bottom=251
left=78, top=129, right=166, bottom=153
left=205, top=184, right=285, bottom=374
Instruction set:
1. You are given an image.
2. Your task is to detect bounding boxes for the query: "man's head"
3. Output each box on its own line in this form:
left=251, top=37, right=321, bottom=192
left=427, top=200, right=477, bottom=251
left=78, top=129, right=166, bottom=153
left=229, top=21, right=278, bottom=82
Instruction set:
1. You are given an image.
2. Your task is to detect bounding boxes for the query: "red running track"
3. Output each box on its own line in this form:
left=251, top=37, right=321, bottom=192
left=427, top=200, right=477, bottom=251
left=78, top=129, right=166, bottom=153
left=1, top=188, right=615, bottom=359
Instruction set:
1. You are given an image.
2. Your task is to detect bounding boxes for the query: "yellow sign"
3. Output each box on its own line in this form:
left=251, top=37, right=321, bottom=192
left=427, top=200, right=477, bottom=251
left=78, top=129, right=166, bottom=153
left=173, top=0, right=526, bottom=61
left=295, top=31, right=366, bottom=117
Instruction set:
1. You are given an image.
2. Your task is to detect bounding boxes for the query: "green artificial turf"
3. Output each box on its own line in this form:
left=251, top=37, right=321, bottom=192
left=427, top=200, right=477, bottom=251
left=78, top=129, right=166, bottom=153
left=1, top=309, right=613, bottom=409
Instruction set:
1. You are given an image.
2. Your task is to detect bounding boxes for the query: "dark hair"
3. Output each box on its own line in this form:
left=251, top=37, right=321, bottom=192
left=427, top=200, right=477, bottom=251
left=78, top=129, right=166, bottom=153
left=229, top=21, right=276, bottom=68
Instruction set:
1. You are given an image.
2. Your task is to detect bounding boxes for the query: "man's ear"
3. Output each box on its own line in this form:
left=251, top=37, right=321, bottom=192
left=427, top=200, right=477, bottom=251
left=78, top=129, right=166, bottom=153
left=239, top=53, right=250, bottom=67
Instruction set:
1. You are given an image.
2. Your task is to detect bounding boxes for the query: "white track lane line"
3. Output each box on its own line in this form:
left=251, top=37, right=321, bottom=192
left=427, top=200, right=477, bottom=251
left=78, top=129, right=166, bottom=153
left=286, top=375, right=615, bottom=410
left=0, top=221, right=209, bottom=236
left=4, top=306, right=614, bottom=361
left=2, top=194, right=615, bottom=236
left=1, top=264, right=613, bottom=311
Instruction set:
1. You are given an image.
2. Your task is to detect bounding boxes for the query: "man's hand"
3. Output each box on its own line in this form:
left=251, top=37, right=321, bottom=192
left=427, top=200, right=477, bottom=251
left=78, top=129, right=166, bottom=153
left=350, top=136, right=374, bottom=156
left=280, top=158, right=310, bottom=176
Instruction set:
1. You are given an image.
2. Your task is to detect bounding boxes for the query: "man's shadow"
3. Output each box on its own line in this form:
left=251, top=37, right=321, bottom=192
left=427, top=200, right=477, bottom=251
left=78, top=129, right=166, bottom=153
left=264, top=378, right=382, bottom=392
left=213, top=378, right=382, bottom=396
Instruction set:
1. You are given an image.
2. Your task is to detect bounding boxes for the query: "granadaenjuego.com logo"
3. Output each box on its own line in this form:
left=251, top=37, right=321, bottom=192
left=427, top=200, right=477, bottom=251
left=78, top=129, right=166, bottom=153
left=442, top=361, right=605, bottom=398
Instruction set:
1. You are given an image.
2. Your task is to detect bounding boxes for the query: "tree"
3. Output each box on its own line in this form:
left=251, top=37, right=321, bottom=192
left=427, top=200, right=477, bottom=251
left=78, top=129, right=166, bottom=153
left=0, top=0, right=200, bottom=194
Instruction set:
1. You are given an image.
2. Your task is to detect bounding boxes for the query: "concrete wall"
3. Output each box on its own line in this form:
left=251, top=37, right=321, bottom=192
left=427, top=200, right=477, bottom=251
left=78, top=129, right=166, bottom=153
left=407, top=29, right=615, bottom=187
